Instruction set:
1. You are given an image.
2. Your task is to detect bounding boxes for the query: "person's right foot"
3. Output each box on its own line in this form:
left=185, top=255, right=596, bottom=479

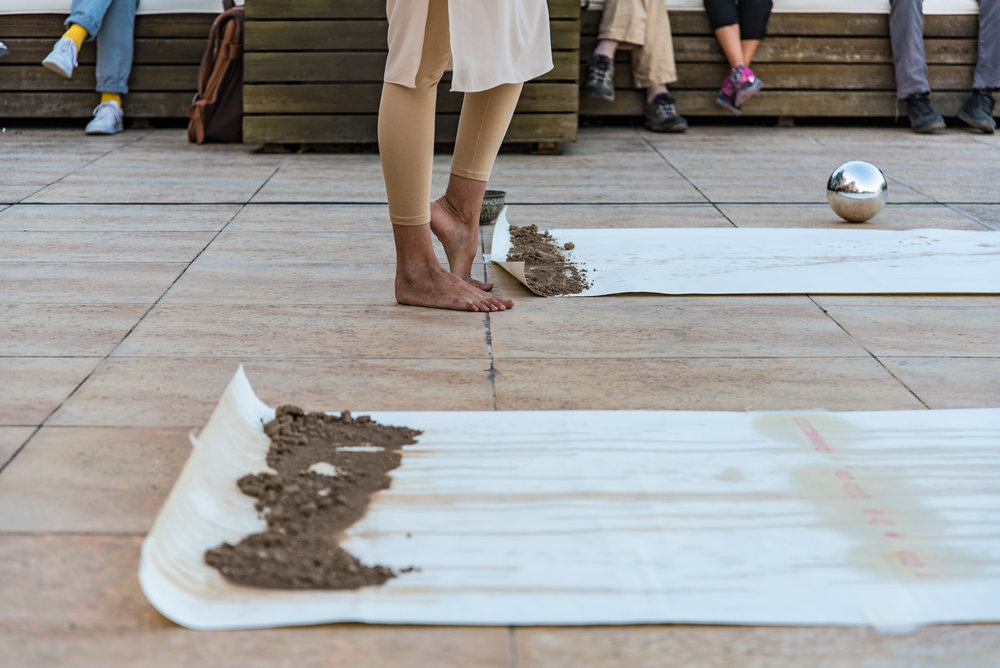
left=905, top=92, right=946, bottom=133
left=714, top=69, right=740, bottom=115
left=643, top=93, right=688, bottom=133
left=430, top=195, right=493, bottom=292
left=42, top=36, right=78, bottom=78
left=394, top=261, right=512, bottom=312
left=957, top=89, right=996, bottom=134
left=583, top=54, right=615, bottom=102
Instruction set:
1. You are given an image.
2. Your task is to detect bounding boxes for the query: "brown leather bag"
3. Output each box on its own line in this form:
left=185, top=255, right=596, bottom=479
left=187, top=0, right=244, bottom=144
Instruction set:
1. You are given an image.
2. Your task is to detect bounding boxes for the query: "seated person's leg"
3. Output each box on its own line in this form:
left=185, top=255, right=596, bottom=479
left=633, top=1, right=686, bottom=132
left=86, top=0, right=137, bottom=134
left=584, top=0, right=646, bottom=101
left=958, top=0, right=998, bottom=133
left=889, top=0, right=945, bottom=132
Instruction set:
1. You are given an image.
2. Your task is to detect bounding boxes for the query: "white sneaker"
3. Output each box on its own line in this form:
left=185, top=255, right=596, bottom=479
left=42, top=36, right=78, bottom=78
left=0, top=41, right=9, bottom=58
left=85, top=100, right=124, bottom=135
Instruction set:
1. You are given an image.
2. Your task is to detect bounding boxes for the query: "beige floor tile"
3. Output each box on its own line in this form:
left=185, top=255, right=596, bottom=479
left=161, top=261, right=400, bottom=305
left=0, top=535, right=510, bottom=668
left=0, top=304, right=148, bottom=356
left=515, top=625, right=1000, bottom=668
left=0, top=185, right=45, bottom=203
left=0, top=427, right=33, bottom=466
left=0, top=262, right=186, bottom=304
left=0, top=427, right=191, bottom=533
left=691, top=179, right=931, bottom=205
left=815, top=302, right=1000, bottom=357
left=490, top=297, right=866, bottom=359
left=229, top=203, right=391, bottom=232
left=0, top=204, right=240, bottom=232
left=0, top=231, right=215, bottom=263
left=880, top=357, right=1000, bottom=408
left=0, top=357, right=98, bottom=425
left=499, top=204, right=732, bottom=229
left=251, top=158, right=387, bottom=203
left=504, top=183, right=707, bottom=204
left=952, top=204, right=1000, bottom=230
left=493, top=358, right=924, bottom=411
left=719, top=203, right=990, bottom=230
left=200, top=230, right=402, bottom=264
left=49, top=357, right=495, bottom=427
left=112, top=305, right=489, bottom=359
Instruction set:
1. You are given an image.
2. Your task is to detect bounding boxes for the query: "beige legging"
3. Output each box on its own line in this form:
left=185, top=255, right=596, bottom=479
left=378, top=0, right=524, bottom=226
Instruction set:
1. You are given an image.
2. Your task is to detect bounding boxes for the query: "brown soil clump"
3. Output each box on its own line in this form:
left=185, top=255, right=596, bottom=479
left=507, top=224, right=591, bottom=296
left=204, top=406, right=421, bottom=590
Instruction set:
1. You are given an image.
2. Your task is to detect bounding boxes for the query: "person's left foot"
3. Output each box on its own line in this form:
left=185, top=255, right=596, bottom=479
left=85, top=100, right=124, bottom=134
left=957, top=88, right=996, bottom=134
left=644, top=93, right=688, bottom=133
left=430, top=196, right=493, bottom=292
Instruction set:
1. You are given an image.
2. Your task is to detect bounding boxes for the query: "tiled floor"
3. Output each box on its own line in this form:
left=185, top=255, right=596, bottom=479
left=1, top=125, right=998, bottom=667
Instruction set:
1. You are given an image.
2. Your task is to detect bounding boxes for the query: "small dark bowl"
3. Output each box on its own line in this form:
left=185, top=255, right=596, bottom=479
left=480, top=190, right=507, bottom=225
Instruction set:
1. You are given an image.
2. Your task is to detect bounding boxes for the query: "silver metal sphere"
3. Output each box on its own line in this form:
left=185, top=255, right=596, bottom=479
left=826, top=161, right=888, bottom=223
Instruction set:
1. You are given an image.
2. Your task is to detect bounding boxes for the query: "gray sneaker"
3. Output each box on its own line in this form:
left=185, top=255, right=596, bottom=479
left=85, top=101, right=124, bottom=135
left=583, top=54, right=615, bottom=102
left=957, top=89, right=996, bottom=134
left=904, top=92, right=945, bottom=134
left=42, top=36, right=78, bottom=78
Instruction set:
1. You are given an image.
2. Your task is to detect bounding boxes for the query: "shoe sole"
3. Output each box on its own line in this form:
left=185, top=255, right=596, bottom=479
left=86, top=128, right=123, bottom=135
left=957, top=110, right=996, bottom=134
left=582, top=86, right=615, bottom=103
left=645, top=122, right=688, bottom=133
left=42, top=59, right=73, bottom=78
left=733, top=80, right=763, bottom=108
left=714, top=96, right=741, bottom=115
left=911, top=121, right=946, bottom=134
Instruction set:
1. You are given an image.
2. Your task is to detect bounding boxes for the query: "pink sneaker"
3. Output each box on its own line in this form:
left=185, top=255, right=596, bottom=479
left=733, top=65, right=763, bottom=107
left=714, top=69, right=740, bottom=114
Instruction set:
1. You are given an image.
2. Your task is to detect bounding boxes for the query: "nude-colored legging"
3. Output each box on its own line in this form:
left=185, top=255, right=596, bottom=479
left=378, top=0, right=523, bottom=226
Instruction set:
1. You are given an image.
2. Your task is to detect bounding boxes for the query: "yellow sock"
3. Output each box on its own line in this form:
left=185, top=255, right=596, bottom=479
left=63, top=24, right=88, bottom=51
left=101, top=92, right=122, bottom=110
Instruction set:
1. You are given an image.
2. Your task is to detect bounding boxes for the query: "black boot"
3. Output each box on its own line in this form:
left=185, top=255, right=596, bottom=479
left=644, top=93, right=688, bottom=133
left=904, top=92, right=946, bottom=134
left=958, top=88, right=996, bottom=134
left=583, top=54, right=615, bottom=102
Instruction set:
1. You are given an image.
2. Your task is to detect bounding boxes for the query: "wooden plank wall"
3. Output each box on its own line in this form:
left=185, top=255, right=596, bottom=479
left=580, top=10, right=982, bottom=118
left=242, top=0, right=580, bottom=146
left=0, top=14, right=213, bottom=119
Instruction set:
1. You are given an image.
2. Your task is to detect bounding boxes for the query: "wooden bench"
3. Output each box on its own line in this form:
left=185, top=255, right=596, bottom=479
left=241, top=0, right=581, bottom=147
left=580, top=9, right=983, bottom=120
left=0, top=12, right=213, bottom=120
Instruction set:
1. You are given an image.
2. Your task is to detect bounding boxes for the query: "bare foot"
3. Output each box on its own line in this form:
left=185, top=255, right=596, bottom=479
left=430, top=196, right=494, bottom=292
left=395, top=261, right=513, bottom=312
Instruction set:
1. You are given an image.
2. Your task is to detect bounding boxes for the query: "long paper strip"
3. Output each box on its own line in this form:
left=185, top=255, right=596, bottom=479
left=140, top=368, right=1000, bottom=630
left=485, top=209, right=1000, bottom=296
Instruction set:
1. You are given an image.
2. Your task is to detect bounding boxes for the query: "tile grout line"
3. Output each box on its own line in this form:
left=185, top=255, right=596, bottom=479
left=637, top=129, right=738, bottom=228
left=807, top=296, right=931, bottom=409
left=13, top=130, right=153, bottom=205
left=481, top=232, right=500, bottom=411
left=0, top=163, right=285, bottom=477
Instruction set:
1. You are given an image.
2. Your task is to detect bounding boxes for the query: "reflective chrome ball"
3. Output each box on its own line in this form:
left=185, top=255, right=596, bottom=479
left=826, top=161, right=888, bottom=223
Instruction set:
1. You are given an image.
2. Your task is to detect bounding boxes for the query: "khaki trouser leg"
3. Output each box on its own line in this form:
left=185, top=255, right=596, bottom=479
left=598, top=0, right=678, bottom=89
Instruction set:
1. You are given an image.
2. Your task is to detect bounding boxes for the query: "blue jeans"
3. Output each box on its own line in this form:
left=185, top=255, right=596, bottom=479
left=890, top=0, right=1000, bottom=98
left=66, top=0, right=139, bottom=94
